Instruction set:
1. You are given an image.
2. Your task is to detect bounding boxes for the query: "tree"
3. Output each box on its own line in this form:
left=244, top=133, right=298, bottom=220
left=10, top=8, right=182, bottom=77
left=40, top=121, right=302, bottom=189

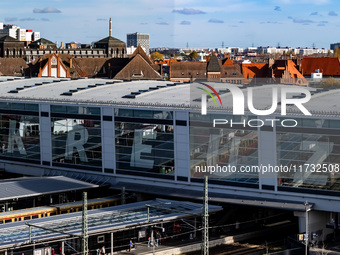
left=150, top=52, right=164, bottom=60
left=286, top=50, right=295, bottom=56
left=189, top=50, right=199, bottom=61
left=334, top=47, right=340, bottom=58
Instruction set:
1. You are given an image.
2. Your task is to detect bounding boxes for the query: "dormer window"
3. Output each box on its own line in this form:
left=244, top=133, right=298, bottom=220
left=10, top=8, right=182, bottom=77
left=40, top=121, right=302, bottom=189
left=132, top=70, right=144, bottom=77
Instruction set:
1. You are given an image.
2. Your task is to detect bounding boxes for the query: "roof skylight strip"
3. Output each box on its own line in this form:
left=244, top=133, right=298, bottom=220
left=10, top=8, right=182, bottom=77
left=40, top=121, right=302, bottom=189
left=7, top=79, right=67, bottom=94
left=60, top=81, right=116, bottom=96
left=122, top=82, right=181, bottom=99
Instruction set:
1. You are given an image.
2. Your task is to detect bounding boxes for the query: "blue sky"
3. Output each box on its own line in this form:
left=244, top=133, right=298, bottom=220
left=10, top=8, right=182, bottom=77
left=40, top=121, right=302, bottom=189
left=0, top=0, right=339, bottom=49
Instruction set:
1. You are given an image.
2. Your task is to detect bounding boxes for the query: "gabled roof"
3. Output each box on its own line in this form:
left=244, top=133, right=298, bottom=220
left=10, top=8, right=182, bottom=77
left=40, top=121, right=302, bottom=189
left=220, top=65, right=244, bottom=78
left=222, top=58, right=234, bottom=66
left=286, top=60, right=305, bottom=79
left=170, top=61, right=206, bottom=72
left=0, top=58, right=28, bottom=76
left=115, top=54, right=162, bottom=80
left=129, top=45, right=152, bottom=65
left=0, top=36, right=20, bottom=43
left=207, top=54, right=221, bottom=72
left=95, top=36, right=126, bottom=46
left=74, top=57, right=129, bottom=78
left=33, top=38, right=56, bottom=46
left=273, top=60, right=305, bottom=80
left=242, top=63, right=269, bottom=78
left=301, top=57, right=340, bottom=76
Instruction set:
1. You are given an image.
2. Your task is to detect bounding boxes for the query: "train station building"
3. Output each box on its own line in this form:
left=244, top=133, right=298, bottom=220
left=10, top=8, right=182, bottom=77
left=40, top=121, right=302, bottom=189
left=0, top=76, right=339, bottom=246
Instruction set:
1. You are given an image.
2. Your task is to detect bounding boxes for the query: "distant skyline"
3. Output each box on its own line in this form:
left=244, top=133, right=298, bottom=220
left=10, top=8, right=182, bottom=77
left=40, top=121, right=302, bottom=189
left=0, top=0, right=339, bottom=49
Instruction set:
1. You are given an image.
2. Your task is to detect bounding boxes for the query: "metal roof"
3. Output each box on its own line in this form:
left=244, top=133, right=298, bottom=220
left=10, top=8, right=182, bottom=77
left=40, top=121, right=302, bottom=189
left=0, top=199, right=222, bottom=249
left=114, top=182, right=308, bottom=212
left=0, top=77, right=190, bottom=108
left=0, top=77, right=339, bottom=115
left=0, top=176, right=98, bottom=202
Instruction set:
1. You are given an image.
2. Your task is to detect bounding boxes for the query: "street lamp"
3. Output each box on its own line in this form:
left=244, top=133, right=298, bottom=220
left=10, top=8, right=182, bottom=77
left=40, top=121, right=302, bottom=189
left=304, top=201, right=312, bottom=255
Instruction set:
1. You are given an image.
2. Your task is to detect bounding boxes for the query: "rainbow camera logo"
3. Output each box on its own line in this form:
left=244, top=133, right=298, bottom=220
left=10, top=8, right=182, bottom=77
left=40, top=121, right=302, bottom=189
left=197, top=83, right=222, bottom=115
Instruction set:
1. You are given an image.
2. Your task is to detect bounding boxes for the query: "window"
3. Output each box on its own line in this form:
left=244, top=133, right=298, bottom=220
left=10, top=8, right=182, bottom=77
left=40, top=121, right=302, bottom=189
left=181, top=72, right=184, bottom=75
left=232, top=72, right=237, bottom=75
left=0, top=112, right=40, bottom=162
left=190, top=113, right=258, bottom=184
left=115, top=109, right=174, bottom=176
left=97, top=236, right=105, bottom=243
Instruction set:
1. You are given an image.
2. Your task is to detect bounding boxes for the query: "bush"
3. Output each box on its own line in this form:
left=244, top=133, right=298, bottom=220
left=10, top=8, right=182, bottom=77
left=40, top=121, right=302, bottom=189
left=321, top=77, right=340, bottom=88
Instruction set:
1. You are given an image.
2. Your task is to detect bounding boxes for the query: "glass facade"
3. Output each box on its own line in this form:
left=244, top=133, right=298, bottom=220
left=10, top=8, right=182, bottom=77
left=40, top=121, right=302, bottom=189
left=115, top=109, right=174, bottom=176
left=277, top=118, right=340, bottom=191
left=0, top=103, right=40, bottom=162
left=51, top=105, right=102, bottom=170
left=190, top=113, right=259, bottom=183
left=1, top=100, right=339, bottom=192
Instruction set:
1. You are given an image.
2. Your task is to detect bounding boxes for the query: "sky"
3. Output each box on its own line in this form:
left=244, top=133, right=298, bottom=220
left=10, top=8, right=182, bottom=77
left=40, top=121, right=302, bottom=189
left=0, top=0, right=339, bottom=49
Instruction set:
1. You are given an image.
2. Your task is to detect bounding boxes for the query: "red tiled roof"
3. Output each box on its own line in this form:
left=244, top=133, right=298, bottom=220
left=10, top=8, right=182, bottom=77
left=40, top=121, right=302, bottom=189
left=242, top=63, right=268, bottom=79
left=222, top=58, right=233, bottom=66
left=286, top=60, right=305, bottom=79
left=301, top=57, right=340, bottom=76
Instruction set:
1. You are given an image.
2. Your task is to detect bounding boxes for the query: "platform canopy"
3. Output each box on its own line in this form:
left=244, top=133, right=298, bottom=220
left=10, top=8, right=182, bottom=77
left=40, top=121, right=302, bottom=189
left=0, top=198, right=222, bottom=249
left=0, top=176, right=99, bottom=202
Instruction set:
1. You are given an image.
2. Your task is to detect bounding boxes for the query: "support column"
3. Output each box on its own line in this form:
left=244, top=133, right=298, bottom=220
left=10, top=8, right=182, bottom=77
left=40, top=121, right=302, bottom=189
left=194, top=217, right=197, bottom=238
left=258, top=119, right=277, bottom=190
left=174, top=111, right=190, bottom=182
left=111, top=232, right=113, bottom=255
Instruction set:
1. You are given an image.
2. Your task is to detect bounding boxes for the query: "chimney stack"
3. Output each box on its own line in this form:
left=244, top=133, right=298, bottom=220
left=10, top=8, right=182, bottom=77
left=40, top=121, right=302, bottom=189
left=109, top=17, right=112, bottom=37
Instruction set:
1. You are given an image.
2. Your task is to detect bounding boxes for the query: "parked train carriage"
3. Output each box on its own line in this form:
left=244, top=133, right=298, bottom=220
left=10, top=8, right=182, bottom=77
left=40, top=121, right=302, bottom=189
left=0, top=196, right=120, bottom=224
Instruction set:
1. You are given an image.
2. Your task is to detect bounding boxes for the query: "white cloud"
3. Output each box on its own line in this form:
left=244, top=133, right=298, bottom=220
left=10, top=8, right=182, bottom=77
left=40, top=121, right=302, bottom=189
left=208, top=18, right=224, bottom=23
left=172, top=8, right=206, bottom=15
left=33, top=7, right=62, bottom=13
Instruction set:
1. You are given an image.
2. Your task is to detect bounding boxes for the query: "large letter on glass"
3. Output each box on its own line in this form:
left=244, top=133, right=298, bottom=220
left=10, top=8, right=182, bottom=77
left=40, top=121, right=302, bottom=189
left=7, top=119, right=26, bottom=155
left=130, top=129, right=156, bottom=168
left=65, top=124, right=89, bottom=162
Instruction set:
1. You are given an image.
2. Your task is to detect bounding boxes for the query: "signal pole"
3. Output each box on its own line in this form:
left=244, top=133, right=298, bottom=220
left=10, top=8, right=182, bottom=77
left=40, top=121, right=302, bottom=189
left=82, top=192, right=88, bottom=255
left=121, top=186, right=126, bottom=205
left=202, top=175, right=209, bottom=255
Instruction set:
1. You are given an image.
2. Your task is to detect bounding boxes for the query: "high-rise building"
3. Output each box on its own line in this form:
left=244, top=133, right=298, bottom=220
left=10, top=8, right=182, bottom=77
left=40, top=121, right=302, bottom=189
left=0, top=22, right=40, bottom=43
left=330, top=42, right=340, bottom=51
left=127, top=32, right=150, bottom=54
